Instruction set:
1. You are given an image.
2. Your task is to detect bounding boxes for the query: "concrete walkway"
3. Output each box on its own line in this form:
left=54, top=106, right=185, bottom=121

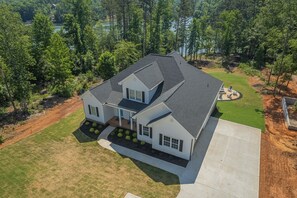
left=98, top=117, right=261, bottom=198
left=98, top=126, right=185, bottom=175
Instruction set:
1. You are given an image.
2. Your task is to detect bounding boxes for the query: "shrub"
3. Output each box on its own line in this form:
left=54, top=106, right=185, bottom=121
left=132, top=138, right=138, bottom=143
left=92, top=122, right=97, bottom=127
left=238, top=63, right=262, bottom=77
left=0, top=135, right=4, bottom=144
left=110, top=131, right=115, bottom=136
left=98, top=125, right=103, bottom=129
left=118, top=129, right=123, bottom=133
left=94, top=129, right=100, bottom=135
left=125, top=135, right=131, bottom=141
left=117, top=133, right=123, bottom=138
left=125, top=130, right=130, bottom=135
left=85, top=121, right=90, bottom=126
left=132, top=132, right=137, bottom=138
left=89, top=128, right=95, bottom=133
left=140, top=141, right=145, bottom=145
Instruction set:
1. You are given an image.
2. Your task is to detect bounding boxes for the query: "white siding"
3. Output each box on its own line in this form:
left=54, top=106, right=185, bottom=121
left=122, top=74, right=150, bottom=104
left=103, top=105, right=114, bottom=123
left=148, top=85, right=158, bottom=102
left=136, top=103, right=171, bottom=144
left=82, top=91, right=105, bottom=123
left=151, top=115, right=194, bottom=160
left=196, top=91, right=220, bottom=140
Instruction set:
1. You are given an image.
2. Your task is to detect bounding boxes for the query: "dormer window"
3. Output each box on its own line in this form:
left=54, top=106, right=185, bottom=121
left=126, top=88, right=145, bottom=103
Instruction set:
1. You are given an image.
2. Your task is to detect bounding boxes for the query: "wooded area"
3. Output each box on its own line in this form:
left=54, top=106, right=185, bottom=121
left=0, top=0, right=297, bottom=114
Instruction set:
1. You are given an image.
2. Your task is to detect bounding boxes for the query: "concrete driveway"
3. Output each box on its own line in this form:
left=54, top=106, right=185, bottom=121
left=98, top=117, right=261, bottom=198
left=178, top=117, right=261, bottom=198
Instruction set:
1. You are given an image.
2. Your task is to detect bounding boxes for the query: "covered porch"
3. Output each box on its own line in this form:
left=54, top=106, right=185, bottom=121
left=105, top=104, right=137, bottom=131
left=108, top=116, right=136, bottom=131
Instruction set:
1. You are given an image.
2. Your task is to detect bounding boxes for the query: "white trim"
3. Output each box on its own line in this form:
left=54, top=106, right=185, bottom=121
left=104, top=103, right=137, bottom=113
left=132, top=102, right=171, bottom=119
left=195, top=85, right=222, bottom=139
left=118, top=74, right=150, bottom=91
left=148, top=80, right=163, bottom=91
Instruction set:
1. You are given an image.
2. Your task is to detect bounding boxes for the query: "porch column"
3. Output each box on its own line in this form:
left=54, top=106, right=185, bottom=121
left=130, top=112, right=133, bottom=130
left=118, top=108, right=122, bottom=126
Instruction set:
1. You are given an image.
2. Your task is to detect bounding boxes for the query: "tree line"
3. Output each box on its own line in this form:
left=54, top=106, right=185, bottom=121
left=0, top=0, right=297, bottom=114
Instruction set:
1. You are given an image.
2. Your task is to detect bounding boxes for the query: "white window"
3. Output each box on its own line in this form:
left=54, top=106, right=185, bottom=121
left=129, top=89, right=135, bottom=100
left=171, top=138, right=179, bottom=149
left=143, top=126, right=149, bottom=136
left=88, top=105, right=99, bottom=117
left=136, top=91, right=142, bottom=101
left=91, top=106, right=96, bottom=115
left=129, top=89, right=142, bottom=102
left=164, top=136, right=170, bottom=147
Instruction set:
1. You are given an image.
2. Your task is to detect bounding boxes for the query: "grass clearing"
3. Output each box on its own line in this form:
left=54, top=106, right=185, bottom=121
left=0, top=109, right=179, bottom=198
left=205, top=69, right=265, bottom=131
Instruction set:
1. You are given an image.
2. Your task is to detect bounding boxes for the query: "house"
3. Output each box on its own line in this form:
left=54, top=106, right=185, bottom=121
left=81, top=52, right=223, bottom=160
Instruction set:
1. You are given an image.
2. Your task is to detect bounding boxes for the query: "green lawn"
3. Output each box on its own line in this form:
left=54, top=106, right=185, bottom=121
left=206, top=69, right=265, bottom=131
left=0, top=109, right=179, bottom=198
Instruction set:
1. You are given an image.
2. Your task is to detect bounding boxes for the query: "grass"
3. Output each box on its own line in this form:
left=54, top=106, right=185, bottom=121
left=0, top=108, right=179, bottom=198
left=205, top=69, right=265, bottom=131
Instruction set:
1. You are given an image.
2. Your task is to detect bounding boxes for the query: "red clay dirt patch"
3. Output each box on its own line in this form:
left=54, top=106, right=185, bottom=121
left=248, top=75, right=297, bottom=198
left=0, top=96, right=83, bottom=149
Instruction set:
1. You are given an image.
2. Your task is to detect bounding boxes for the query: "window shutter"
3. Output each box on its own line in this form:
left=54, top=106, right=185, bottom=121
left=159, top=134, right=163, bottom=145
left=139, top=124, right=142, bottom=135
left=142, top=91, right=145, bottom=103
left=150, top=128, right=152, bottom=138
left=126, top=88, right=129, bottom=99
left=96, top=107, right=99, bottom=117
left=88, top=105, right=91, bottom=114
left=179, top=140, right=183, bottom=152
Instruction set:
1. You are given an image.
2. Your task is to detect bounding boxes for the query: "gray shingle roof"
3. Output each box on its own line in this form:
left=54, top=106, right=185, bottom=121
left=134, top=61, right=164, bottom=89
left=165, top=52, right=223, bottom=137
left=88, top=52, right=223, bottom=138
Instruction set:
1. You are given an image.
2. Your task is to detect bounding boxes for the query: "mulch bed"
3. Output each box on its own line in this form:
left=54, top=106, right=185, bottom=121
left=108, top=128, right=189, bottom=167
left=80, top=120, right=108, bottom=140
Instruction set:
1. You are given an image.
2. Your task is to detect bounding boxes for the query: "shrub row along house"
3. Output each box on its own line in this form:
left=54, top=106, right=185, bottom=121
left=81, top=52, right=223, bottom=160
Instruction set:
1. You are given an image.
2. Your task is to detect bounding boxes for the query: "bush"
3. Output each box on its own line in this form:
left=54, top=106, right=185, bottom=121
left=117, top=133, right=123, bottom=138
left=132, top=138, right=138, bottom=143
left=51, top=78, right=76, bottom=98
left=140, top=141, right=145, bottom=145
left=85, top=121, right=90, bottom=126
left=0, top=135, right=4, bottom=144
left=94, top=129, right=100, bottom=135
left=132, top=132, right=137, bottom=138
left=125, top=135, right=131, bottom=141
left=238, top=63, right=262, bottom=77
left=89, top=128, right=95, bottom=133
left=125, top=130, right=130, bottom=135
left=92, top=122, right=97, bottom=127
left=98, top=125, right=103, bottom=129
left=110, top=131, right=115, bottom=136
left=118, top=129, right=123, bottom=133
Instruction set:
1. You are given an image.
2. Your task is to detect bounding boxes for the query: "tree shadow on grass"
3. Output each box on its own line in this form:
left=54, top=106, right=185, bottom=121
left=211, top=107, right=223, bottom=118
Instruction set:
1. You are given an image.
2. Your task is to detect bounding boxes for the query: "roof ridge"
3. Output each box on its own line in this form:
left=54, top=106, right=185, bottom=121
left=89, top=79, right=110, bottom=91
left=133, top=61, right=157, bottom=74
left=163, top=80, right=185, bottom=102
left=149, top=53, right=172, bottom=58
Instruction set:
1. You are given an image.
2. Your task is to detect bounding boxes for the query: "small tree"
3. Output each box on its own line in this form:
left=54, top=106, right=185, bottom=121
left=44, top=33, right=73, bottom=97
left=96, top=52, right=115, bottom=80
